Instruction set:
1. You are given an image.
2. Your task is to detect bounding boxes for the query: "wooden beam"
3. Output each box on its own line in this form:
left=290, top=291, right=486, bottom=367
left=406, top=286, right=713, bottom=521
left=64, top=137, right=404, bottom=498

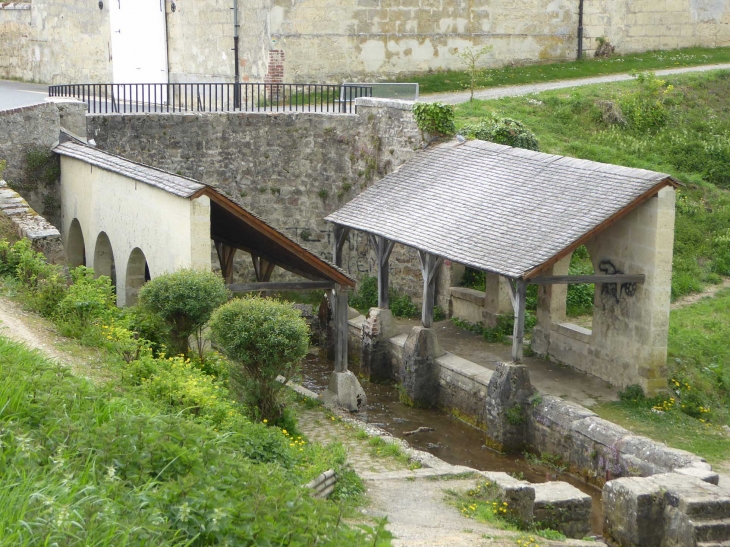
left=527, top=274, right=645, bottom=285
left=228, top=281, right=335, bottom=293
left=511, top=279, right=527, bottom=363
left=251, top=253, right=276, bottom=282
left=418, top=250, right=443, bottom=328
left=197, top=188, right=355, bottom=287
left=214, top=240, right=237, bottom=284
left=369, top=234, right=395, bottom=309
left=333, top=284, right=349, bottom=373
left=523, top=178, right=676, bottom=280
left=332, top=224, right=350, bottom=268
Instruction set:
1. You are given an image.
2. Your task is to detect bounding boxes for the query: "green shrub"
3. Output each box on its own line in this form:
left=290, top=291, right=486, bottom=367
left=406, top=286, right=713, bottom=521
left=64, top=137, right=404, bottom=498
left=412, top=102, right=456, bottom=137
left=620, top=71, right=674, bottom=133
left=55, top=266, right=116, bottom=335
left=349, top=274, right=378, bottom=311
left=125, top=304, right=171, bottom=355
left=139, top=269, right=230, bottom=355
left=210, top=297, right=309, bottom=423
left=461, top=114, right=539, bottom=150
left=0, top=239, right=67, bottom=316
left=389, top=290, right=419, bottom=318
left=460, top=267, right=486, bottom=291
left=619, top=384, right=646, bottom=403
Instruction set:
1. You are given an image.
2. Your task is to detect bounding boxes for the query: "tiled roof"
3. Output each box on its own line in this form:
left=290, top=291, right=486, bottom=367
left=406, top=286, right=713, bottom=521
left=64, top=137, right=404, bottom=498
left=326, top=140, right=676, bottom=279
left=53, top=140, right=205, bottom=198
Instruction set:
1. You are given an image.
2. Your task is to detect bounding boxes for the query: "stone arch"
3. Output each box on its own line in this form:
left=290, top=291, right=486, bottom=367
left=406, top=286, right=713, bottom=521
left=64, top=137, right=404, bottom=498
left=93, top=231, right=116, bottom=286
left=125, top=247, right=150, bottom=306
left=66, top=218, right=86, bottom=268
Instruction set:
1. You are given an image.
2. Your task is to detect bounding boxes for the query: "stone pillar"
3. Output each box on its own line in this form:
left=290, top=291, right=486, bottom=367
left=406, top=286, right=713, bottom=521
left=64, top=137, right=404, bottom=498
left=361, top=307, right=396, bottom=383
left=531, top=254, right=570, bottom=355
left=399, top=326, right=444, bottom=407
left=484, top=363, right=536, bottom=452
left=484, top=273, right=514, bottom=326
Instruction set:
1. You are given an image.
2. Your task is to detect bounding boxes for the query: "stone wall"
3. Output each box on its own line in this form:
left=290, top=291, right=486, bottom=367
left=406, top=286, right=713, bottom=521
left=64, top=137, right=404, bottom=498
left=2, top=0, right=729, bottom=85
left=532, top=187, right=676, bottom=395
left=0, top=1, right=111, bottom=84
left=0, top=100, right=87, bottom=228
left=86, top=98, right=452, bottom=304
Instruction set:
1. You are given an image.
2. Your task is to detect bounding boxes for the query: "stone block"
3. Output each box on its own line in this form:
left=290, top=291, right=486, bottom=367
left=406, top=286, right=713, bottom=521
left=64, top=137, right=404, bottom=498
left=529, top=396, right=596, bottom=460
left=570, top=417, right=630, bottom=480
left=484, top=363, right=535, bottom=453
left=533, top=481, right=592, bottom=539
left=479, top=471, right=535, bottom=525
left=616, top=435, right=703, bottom=476
left=399, top=327, right=443, bottom=408
left=320, top=371, right=367, bottom=412
left=361, top=308, right=397, bottom=383
left=603, top=477, right=664, bottom=547
left=651, top=473, right=730, bottom=521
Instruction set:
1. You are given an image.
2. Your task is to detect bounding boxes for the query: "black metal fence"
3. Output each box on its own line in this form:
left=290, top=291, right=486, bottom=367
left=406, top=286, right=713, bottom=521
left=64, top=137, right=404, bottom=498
left=48, top=83, right=373, bottom=114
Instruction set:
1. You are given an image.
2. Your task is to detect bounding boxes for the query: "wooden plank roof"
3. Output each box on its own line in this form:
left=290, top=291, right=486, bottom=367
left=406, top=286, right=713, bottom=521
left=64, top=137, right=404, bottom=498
left=53, top=139, right=354, bottom=287
left=326, top=140, right=678, bottom=280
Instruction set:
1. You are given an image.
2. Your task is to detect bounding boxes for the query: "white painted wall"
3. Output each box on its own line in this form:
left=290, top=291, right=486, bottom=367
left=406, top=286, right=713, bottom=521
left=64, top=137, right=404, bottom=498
left=60, top=156, right=211, bottom=306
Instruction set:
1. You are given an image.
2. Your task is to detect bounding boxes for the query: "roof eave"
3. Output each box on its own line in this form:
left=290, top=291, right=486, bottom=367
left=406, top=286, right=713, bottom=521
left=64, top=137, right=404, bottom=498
left=522, top=176, right=677, bottom=280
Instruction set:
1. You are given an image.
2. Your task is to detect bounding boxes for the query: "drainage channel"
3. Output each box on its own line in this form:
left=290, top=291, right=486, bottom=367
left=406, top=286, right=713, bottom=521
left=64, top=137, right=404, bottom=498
left=298, top=352, right=604, bottom=536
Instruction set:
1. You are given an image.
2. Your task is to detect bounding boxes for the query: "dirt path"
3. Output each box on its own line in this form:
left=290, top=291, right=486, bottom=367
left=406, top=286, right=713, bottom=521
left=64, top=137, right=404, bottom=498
left=0, top=295, right=69, bottom=363
left=420, top=63, right=730, bottom=104
left=670, top=278, right=730, bottom=310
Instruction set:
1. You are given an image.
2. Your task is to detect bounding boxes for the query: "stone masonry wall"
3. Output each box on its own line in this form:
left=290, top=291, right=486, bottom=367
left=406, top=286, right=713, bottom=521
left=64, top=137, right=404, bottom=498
left=0, top=101, right=87, bottom=229
left=0, top=1, right=111, bottom=84
left=86, top=98, right=452, bottom=305
left=2, top=0, right=729, bottom=85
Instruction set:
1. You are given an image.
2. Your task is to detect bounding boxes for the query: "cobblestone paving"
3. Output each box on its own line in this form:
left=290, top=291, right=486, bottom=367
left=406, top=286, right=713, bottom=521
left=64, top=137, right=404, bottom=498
left=297, top=408, right=407, bottom=474
left=421, top=63, right=730, bottom=105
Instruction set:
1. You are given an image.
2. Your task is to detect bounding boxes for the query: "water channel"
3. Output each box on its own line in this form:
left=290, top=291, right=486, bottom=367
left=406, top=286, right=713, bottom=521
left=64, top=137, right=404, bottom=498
left=299, top=352, right=604, bottom=536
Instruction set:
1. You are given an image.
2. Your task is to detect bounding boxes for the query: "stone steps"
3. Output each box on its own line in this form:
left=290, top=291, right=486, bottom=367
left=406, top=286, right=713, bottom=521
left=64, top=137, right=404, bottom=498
left=694, top=519, right=730, bottom=543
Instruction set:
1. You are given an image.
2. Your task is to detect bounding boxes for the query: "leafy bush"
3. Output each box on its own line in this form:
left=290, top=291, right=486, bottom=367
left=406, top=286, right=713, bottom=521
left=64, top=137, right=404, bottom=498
left=389, top=290, right=419, bottom=318
left=0, top=239, right=67, bottom=316
left=139, top=269, right=230, bottom=355
left=412, top=102, right=456, bottom=137
left=619, top=384, right=646, bottom=403
left=210, top=297, right=309, bottom=423
left=620, top=71, right=674, bottom=133
left=55, top=266, right=116, bottom=335
left=460, top=114, right=539, bottom=150
left=349, top=274, right=378, bottom=311
left=460, top=267, right=486, bottom=291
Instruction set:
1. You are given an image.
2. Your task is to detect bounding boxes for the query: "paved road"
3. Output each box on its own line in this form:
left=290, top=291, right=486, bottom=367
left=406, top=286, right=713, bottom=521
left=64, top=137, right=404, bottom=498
left=420, top=62, right=730, bottom=104
left=0, top=79, right=49, bottom=110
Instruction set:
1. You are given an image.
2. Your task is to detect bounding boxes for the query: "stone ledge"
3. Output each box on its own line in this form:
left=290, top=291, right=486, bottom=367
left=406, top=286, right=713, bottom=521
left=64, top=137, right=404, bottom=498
left=0, top=3, right=31, bottom=10
left=0, top=180, right=65, bottom=264
left=553, top=321, right=593, bottom=343
left=533, top=481, right=592, bottom=539
left=355, top=97, right=415, bottom=111
left=450, top=286, right=486, bottom=306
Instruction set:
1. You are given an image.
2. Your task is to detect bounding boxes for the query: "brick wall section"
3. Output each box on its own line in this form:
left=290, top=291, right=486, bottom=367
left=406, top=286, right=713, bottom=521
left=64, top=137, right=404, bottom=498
left=264, top=50, right=285, bottom=84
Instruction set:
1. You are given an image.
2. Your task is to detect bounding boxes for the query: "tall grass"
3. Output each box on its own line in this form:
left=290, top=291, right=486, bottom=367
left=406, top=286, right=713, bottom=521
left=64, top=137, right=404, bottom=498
left=0, top=336, right=387, bottom=546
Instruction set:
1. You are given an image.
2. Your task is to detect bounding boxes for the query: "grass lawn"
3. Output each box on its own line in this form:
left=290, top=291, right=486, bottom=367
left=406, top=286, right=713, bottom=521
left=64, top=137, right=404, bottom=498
left=393, top=46, right=730, bottom=95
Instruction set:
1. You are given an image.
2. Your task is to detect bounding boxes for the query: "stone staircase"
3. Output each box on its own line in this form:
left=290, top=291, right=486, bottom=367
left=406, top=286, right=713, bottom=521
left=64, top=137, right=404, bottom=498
left=605, top=472, right=730, bottom=546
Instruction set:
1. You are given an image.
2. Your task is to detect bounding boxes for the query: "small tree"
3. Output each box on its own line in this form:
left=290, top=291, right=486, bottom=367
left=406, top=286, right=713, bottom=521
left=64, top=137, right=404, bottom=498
left=138, top=269, right=230, bottom=356
left=209, top=297, right=309, bottom=424
left=458, top=44, right=494, bottom=102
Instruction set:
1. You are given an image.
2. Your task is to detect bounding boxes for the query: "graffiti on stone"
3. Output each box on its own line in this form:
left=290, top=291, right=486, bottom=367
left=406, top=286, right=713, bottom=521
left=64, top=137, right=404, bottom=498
left=599, top=260, right=637, bottom=303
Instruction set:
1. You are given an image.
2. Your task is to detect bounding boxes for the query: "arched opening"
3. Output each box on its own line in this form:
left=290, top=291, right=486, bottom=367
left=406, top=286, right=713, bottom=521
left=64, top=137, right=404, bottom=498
left=66, top=218, right=86, bottom=268
left=125, top=247, right=149, bottom=306
left=93, top=231, right=117, bottom=287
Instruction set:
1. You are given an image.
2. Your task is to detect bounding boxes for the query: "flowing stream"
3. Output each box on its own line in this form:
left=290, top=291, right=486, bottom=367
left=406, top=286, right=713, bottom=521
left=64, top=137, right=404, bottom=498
left=299, top=352, right=604, bottom=535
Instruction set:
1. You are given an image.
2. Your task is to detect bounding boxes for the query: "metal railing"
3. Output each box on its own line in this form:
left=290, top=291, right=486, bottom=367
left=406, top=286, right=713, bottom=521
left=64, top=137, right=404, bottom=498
left=48, top=83, right=373, bottom=114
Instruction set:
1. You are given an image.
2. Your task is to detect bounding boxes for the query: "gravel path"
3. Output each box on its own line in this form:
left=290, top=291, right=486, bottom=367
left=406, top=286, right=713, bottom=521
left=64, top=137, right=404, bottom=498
left=420, top=63, right=730, bottom=104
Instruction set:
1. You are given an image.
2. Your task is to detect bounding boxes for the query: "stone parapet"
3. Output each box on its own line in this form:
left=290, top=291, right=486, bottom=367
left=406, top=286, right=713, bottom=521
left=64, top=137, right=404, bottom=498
left=0, top=179, right=65, bottom=263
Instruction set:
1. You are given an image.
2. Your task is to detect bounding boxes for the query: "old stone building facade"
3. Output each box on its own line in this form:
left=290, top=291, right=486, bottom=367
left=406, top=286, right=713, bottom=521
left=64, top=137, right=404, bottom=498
left=1, top=0, right=729, bottom=85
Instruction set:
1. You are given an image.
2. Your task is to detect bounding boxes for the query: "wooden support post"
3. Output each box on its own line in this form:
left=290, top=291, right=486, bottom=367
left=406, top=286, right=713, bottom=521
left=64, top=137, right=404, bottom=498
left=368, top=234, right=395, bottom=309
left=333, top=285, right=349, bottom=372
left=332, top=224, right=350, bottom=268
left=251, top=254, right=275, bottom=282
left=214, top=240, right=237, bottom=284
left=510, top=279, right=527, bottom=363
left=418, top=250, right=443, bottom=328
